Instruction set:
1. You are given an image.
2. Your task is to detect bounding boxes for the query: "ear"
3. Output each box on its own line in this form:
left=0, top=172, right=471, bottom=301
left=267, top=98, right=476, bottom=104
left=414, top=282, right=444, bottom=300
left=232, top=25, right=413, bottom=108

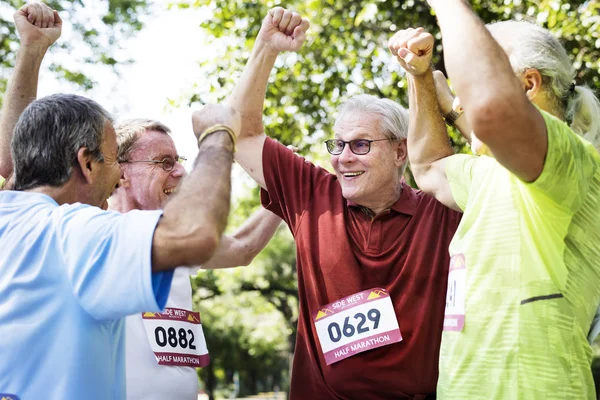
left=118, top=165, right=130, bottom=188
left=394, top=139, right=408, bottom=168
left=520, top=68, right=543, bottom=102
left=76, top=147, right=94, bottom=185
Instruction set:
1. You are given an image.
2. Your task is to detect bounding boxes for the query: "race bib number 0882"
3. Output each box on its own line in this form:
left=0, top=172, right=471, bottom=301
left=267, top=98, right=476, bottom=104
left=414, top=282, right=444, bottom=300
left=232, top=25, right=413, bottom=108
left=142, top=307, right=210, bottom=368
left=312, top=288, right=402, bottom=365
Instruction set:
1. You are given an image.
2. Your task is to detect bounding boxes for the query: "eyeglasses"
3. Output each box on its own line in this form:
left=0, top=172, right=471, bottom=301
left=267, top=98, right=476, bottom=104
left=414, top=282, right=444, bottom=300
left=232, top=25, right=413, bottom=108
left=325, top=138, right=393, bottom=155
left=119, top=156, right=187, bottom=172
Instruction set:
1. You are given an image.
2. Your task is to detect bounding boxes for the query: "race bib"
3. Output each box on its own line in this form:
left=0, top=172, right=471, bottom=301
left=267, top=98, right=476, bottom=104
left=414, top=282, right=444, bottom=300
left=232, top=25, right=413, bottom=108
left=312, top=288, right=402, bottom=365
left=142, top=307, right=210, bottom=367
left=444, top=254, right=466, bottom=331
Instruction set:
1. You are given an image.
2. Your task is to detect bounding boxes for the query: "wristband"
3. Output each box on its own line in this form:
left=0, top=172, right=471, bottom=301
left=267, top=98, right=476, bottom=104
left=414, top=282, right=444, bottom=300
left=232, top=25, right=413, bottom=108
left=197, top=124, right=236, bottom=152
left=444, top=110, right=462, bottom=127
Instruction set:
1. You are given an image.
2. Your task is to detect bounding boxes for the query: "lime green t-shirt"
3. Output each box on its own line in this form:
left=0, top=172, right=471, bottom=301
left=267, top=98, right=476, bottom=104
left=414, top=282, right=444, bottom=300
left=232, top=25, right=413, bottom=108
left=438, top=110, right=600, bottom=399
left=0, top=175, right=4, bottom=189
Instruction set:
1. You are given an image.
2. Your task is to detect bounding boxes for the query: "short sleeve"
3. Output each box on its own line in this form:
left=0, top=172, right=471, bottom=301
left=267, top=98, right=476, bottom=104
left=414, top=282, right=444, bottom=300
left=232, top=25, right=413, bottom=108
left=56, top=205, right=171, bottom=320
left=445, top=154, right=482, bottom=211
left=261, top=137, right=331, bottom=233
left=529, top=110, right=597, bottom=210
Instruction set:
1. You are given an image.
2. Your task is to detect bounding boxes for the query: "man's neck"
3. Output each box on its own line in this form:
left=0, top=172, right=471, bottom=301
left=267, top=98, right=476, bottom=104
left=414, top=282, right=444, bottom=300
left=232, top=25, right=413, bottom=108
left=108, top=193, right=137, bottom=213
left=357, top=183, right=403, bottom=218
left=25, top=179, right=87, bottom=206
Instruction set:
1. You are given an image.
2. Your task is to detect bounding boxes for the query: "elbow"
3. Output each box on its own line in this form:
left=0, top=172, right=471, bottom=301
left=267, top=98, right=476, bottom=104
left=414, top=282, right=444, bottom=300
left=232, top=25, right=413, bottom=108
left=234, top=242, right=261, bottom=267
left=188, top=230, right=221, bottom=266
left=411, top=164, right=433, bottom=190
left=411, top=165, right=440, bottom=198
left=238, top=250, right=257, bottom=267
left=180, top=219, right=224, bottom=266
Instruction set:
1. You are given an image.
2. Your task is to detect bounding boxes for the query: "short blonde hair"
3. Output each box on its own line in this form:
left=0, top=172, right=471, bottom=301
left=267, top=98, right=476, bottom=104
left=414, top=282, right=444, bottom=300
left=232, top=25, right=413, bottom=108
left=115, top=118, right=171, bottom=161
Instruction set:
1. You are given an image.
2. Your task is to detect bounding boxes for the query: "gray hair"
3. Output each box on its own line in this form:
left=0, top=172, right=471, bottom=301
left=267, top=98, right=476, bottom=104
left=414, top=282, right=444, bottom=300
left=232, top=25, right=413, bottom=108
left=114, top=118, right=172, bottom=161
left=335, top=94, right=409, bottom=142
left=12, top=93, right=112, bottom=191
left=334, top=94, right=409, bottom=175
left=489, top=20, right=600, bottom=150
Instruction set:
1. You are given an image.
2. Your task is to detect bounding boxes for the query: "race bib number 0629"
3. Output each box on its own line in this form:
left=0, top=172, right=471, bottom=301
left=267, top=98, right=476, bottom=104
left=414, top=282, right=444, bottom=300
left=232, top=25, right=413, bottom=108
left=312, top=288, right=402, bottom=365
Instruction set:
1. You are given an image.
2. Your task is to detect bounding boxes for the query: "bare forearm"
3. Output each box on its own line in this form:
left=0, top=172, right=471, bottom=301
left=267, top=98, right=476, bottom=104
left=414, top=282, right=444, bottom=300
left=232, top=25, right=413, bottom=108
left=201, top=208, right=281, bottom=269
left=0, top=46, right=47, bottom=178
left=408, top=71, right=454, bottom=175
left=432, top=1, right=523, bottom=124
left=152, top=132, right=234, bottom=271
left=228, top=39, right=278, bottom=138
left=453, top=115, right=472, bottom=143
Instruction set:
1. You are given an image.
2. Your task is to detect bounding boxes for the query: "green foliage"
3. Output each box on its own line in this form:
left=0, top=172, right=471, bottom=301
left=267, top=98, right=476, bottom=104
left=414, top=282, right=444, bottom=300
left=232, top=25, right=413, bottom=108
left=0, top=0, right=150, bottom=105
left=192, top=225, right=297, bottom=397
left=174, top=1, right=600, bottom=397
left=175, top=0, right=600, bottom=157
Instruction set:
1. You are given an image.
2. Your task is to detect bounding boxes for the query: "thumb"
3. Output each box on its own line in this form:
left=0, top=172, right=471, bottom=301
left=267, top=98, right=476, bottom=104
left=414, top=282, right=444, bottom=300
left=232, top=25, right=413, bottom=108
left=398, top=48, right=409, bottom=59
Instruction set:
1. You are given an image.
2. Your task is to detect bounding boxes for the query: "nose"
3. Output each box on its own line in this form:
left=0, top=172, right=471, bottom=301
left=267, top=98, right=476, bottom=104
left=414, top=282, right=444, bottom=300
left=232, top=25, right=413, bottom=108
left=171, top=160, right=187, bottom=178
left=337, top=142, right=357, bottom=164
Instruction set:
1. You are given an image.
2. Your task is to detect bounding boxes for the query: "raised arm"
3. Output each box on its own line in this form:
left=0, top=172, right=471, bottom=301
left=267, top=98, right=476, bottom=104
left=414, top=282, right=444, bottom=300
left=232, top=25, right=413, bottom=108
left=151, top=105, right=239, bottom=271
left=388, top=28, right=460, bottom=211
left=428, top=0, right=547, bottom=182
left=201, top=208, right=282, bottom=269
left=228, top=7, right=309, bottom=189
left=432, top=71, right=492, bottom=157
left=0, top=3, right=62, bottom=181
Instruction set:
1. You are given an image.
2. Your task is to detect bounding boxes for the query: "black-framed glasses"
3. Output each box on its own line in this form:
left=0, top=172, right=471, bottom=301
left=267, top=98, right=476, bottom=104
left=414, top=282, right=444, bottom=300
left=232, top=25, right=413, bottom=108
left=325, top=138, right=393, bottom=155
left=119, top=156, right=187, bottom=172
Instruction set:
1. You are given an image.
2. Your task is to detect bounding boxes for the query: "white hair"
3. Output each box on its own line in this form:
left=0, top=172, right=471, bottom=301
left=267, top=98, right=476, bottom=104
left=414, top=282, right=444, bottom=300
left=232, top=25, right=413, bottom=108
left=334, top=94, right=409, bottom=175
left=335, top=94, right=409, bottom=141
left=489, top=20, right=600, bottom=150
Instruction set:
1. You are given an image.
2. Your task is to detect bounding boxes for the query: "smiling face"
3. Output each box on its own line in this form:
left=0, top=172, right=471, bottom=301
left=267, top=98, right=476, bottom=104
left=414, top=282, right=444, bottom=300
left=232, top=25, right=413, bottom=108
left=330, top=112, right=406, bottom=213
left=118, top=130, right=186, bottom=210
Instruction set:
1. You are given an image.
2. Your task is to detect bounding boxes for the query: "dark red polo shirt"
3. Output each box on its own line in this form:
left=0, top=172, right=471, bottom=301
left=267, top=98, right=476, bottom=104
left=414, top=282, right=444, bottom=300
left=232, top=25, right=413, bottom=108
left=261, top=138, right=461, bottom=399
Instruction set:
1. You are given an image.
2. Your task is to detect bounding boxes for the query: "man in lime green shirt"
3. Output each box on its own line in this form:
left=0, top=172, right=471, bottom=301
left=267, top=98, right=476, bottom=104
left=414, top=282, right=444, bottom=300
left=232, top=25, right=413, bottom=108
left=388, top=1, right=600, bottom=398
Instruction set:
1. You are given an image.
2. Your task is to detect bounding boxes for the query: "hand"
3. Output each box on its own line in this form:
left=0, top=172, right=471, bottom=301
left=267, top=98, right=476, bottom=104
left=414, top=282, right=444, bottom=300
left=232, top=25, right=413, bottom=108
left=257, top=7, right=310, bottom=53
left=192, top=104, right=242, bottom=142
left=388, top=27, right=433, bottom=77
left=14, top=3, right=62, bottom=49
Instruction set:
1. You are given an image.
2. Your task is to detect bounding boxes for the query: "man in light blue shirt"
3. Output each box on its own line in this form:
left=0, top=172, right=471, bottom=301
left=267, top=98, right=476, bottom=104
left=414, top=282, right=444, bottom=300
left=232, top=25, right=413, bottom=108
left=0, top=6, right=240, bottom=400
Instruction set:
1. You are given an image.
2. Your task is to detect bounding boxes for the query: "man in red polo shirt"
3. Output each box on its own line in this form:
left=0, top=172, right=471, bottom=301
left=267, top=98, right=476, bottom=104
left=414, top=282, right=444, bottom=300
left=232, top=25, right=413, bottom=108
left=228, top=7, right=461, bottom=399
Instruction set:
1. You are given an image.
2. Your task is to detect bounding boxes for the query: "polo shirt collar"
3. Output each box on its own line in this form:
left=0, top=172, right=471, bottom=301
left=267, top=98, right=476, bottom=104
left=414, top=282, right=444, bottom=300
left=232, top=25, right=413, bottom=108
left=347, top=181, right=417, bottom=216
left=0, top=190, right=59, bottom=206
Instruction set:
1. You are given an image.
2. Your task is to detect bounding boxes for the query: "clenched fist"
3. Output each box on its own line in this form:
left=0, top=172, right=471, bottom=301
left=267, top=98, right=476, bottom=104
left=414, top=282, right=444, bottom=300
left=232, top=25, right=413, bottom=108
left=257, top=7, right=310, bottom=54
left=388, top=27, right=434, bottom=77
left=14, top=2, right=62, bottom=48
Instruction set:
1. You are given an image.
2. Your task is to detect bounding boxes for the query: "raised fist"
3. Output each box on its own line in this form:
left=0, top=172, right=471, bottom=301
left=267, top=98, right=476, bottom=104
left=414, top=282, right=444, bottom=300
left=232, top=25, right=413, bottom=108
left=257, top=7, right=310, bottom=53
left=14, top=3, right=62, bottom=48
left=192, top=104, right=241, bottom=142
left=388, top=27, right=434, bottom=77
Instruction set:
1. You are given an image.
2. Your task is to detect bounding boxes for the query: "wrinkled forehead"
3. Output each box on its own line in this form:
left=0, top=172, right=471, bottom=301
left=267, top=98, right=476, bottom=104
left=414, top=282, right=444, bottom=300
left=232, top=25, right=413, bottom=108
left=127, top=130, right=178, bottom=159
left=333, top=112, right=383, bottom=139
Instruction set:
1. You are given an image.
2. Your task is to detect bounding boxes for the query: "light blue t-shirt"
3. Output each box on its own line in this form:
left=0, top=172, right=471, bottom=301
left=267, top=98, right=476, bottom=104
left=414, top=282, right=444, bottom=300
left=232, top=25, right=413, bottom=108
left=0, top=191, right=173, bottom=400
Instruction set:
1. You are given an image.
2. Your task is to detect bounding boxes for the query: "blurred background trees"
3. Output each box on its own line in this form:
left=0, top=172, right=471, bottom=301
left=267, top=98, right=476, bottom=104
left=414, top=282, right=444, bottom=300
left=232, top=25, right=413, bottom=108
left=1, top=0, right=599, bottom=398
left=0, top=0, right=151, bottom=105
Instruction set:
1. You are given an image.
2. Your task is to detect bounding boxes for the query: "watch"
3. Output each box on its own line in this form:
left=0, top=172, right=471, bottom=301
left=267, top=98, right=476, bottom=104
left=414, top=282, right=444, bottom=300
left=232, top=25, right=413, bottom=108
left=444, top=109, right=462, bottom=127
